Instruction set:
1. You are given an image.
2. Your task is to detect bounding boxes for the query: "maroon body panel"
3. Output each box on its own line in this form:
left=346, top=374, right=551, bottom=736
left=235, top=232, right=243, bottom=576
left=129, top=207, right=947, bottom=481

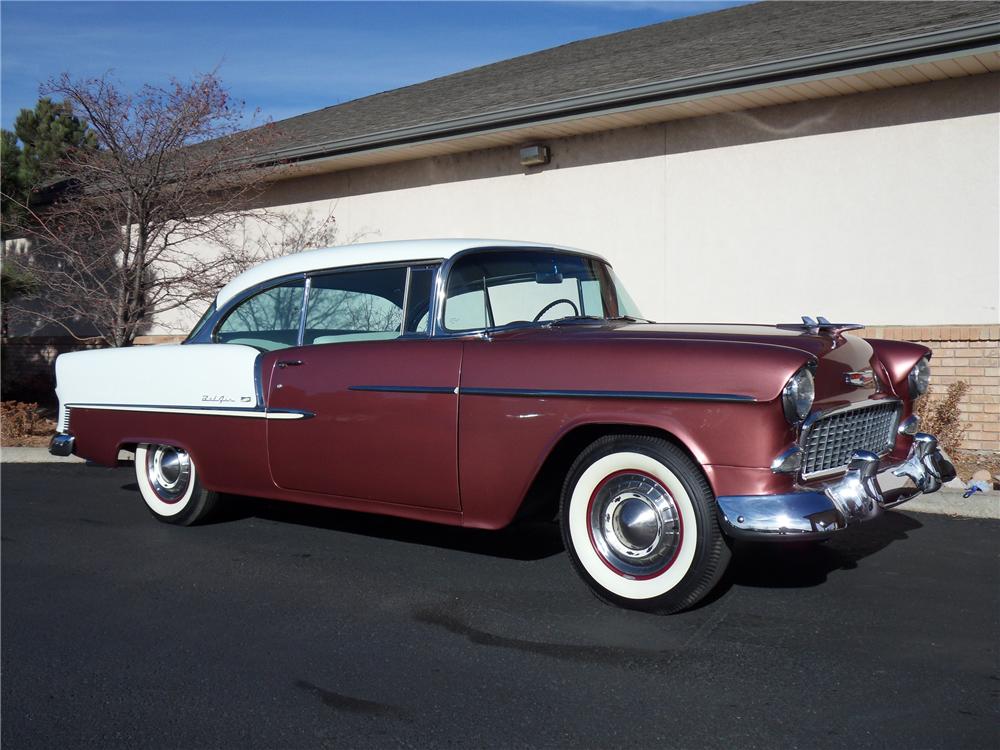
left=69, top=408, right=272, bottom=496
left=263, top=339, right=463, bottom=510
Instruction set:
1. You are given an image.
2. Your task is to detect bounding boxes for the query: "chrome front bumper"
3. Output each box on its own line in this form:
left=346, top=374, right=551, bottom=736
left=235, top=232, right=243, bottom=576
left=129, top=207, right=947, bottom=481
left=717, top=433, right=956, bottom=540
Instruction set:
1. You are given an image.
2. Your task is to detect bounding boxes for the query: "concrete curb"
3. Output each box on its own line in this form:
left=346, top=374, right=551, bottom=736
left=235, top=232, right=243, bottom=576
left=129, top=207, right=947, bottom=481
left=3, top=446, right=998, bottom=520
left=900, top=489, right=1000, bottom=520
left=1, top=447, right=85, bottom=464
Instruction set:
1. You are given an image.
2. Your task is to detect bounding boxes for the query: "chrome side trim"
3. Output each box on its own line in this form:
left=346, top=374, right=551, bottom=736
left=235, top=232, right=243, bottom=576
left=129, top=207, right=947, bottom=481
left=348, top=385, right=457, bottom=394
left=459, top=387, right=755, bottom=402
left=64, top=403, right=313, bottom=420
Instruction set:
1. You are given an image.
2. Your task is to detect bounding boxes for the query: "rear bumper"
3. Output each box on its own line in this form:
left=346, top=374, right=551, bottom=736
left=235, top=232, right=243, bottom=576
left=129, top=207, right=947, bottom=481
left=49, top=433, right=75, bottom=457
left=717, top=433, right=956, bottom=541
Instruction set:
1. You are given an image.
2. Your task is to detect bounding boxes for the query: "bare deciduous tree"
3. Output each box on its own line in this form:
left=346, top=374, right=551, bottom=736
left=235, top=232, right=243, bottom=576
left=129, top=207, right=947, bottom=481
left=1, top=72, right=309, bottom=347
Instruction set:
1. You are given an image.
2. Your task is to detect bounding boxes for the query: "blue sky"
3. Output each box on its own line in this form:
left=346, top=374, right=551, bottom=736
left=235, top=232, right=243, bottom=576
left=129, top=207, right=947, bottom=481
left=2, top=1, right=748, bottom=131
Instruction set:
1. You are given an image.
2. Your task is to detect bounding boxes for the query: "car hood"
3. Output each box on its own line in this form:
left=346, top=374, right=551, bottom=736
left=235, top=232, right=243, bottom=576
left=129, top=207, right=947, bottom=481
left=501, top=321, right=843, bottom=357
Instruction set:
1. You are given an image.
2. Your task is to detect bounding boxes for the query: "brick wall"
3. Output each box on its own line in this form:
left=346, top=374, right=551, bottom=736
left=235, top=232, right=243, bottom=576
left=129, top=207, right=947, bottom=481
left=864, top=325, right=1000, bottom=453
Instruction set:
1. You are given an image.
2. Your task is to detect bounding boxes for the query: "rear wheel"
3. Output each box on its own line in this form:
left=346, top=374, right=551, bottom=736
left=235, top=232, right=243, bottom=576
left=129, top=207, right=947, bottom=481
left=135, top=443, right=220, bottom=525
left=560, top=434, right=730, bottom=614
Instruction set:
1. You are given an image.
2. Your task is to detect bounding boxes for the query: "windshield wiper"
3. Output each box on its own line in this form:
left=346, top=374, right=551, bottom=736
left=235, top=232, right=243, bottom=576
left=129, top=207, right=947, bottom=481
left=610, top=315, right=653, bottom=323
left=545, top=315, right=605, bottom=327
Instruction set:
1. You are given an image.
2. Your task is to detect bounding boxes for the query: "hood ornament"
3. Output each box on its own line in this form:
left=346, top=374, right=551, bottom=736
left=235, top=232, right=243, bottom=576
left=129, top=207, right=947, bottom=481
left=777, top=315, right=864, bottom=336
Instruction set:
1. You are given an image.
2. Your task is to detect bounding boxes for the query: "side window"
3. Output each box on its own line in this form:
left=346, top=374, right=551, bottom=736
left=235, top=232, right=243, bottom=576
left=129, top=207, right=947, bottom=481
left=305, top=267, right=406, bottom=345
left=216, top=280, right=305, bottom=351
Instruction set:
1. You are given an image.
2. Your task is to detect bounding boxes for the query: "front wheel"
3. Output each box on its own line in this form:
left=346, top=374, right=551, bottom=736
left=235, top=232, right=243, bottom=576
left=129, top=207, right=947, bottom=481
left=135, top=443, right=220, bottom=526
left=560, top=435, right=730, bottom=614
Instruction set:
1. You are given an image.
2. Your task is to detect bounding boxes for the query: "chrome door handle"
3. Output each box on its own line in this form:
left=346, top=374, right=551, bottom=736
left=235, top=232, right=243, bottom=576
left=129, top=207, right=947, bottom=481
left=277, top=360, right=304, bottom=368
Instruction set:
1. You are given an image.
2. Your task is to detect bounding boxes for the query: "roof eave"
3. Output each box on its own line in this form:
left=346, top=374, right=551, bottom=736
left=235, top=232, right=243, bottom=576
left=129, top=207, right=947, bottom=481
left=252, top=19, right=1000, bottom=169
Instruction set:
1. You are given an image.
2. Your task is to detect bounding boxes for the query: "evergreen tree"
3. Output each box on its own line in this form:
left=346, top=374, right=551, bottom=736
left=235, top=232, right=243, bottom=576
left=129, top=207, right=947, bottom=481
left=1, top=97, right=96, bottom=237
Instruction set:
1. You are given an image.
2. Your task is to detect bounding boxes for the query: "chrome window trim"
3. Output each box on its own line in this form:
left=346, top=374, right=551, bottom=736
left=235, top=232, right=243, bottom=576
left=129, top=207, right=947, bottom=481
left=297, top=276, right=312, bottom=346
left=430, top=245, right=614, bottom=338
left=798, top=398, right=902, bottom=481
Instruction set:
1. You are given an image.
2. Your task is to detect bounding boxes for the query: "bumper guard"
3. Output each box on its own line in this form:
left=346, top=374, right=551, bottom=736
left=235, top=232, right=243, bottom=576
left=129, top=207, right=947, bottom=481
left=49, top=433, right=76, bottom=457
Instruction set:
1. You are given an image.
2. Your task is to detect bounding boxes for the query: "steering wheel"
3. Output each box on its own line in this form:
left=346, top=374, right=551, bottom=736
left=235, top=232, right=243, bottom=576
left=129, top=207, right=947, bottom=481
left=532, top=298, right=579, bottom=322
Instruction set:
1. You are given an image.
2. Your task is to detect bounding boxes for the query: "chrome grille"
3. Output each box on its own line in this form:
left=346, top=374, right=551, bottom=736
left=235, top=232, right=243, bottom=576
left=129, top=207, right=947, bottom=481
left=60, top=406, right=72, bottom=434
left=800, top=401, right=900, bottom=478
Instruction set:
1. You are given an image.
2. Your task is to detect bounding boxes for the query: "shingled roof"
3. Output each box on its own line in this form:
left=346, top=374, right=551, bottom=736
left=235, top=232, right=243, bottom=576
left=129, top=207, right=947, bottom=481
left=255, top=1, right=1000, bottom=165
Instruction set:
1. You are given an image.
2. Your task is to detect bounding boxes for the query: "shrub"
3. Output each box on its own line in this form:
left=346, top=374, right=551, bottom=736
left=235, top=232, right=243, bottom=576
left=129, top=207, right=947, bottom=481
left=914, top=380, right=968, bottom=457
left=1, top=400, right=42, bottom=442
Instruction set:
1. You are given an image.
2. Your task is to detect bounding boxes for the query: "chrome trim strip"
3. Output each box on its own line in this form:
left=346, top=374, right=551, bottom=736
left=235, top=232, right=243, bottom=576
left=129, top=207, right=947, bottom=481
left=460, top=387, right=755, bottom=402
left=297, top=276, right=312, bottom=346
left=64, top=403, right=313, bottom=420
left=348, top=385, right=457, bottom=395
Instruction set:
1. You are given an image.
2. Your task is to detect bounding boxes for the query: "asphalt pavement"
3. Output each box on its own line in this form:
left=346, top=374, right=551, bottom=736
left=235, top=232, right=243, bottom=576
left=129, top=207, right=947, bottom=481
left=2, top=463, right=997, bottom=749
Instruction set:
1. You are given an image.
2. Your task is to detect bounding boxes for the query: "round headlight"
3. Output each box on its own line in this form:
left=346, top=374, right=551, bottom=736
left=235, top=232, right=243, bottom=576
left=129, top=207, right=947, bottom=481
left=782, top=367, right=815, bottom=424
left=908, top=356, right=931, bottom=397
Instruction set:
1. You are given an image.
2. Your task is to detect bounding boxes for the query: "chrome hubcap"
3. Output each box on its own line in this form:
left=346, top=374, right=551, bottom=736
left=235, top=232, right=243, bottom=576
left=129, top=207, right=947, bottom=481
left=147, top=445, right=192, bottom=502
left=589, top=473, right=681, bottom=578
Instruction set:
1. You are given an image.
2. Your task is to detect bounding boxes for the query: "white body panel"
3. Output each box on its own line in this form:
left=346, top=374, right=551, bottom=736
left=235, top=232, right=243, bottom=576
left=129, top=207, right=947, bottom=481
left=55, top=344, right=261, bottom=431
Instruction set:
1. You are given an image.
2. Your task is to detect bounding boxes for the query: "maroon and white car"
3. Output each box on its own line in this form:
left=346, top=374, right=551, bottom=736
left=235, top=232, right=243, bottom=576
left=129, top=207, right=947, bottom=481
left=50, top=239, right=954, bottom=613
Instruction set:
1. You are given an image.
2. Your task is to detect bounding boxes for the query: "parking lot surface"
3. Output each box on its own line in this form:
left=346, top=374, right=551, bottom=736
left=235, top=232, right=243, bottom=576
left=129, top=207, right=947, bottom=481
left=2, top=463, right=997, bottom=749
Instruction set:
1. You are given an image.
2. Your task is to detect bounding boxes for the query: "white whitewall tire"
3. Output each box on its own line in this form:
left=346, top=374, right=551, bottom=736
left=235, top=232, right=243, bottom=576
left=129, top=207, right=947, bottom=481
left=560, top=435, right=730, bottom=614
left=135, top=443, right=220, bottom=526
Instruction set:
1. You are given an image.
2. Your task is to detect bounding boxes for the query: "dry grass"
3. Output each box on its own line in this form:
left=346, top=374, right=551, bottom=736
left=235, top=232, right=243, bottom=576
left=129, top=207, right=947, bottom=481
left=1, top=401, right=56, bottom=447
left=914, top=380, right=998, bottom=483
left=914, top=381, right=968, bottom=458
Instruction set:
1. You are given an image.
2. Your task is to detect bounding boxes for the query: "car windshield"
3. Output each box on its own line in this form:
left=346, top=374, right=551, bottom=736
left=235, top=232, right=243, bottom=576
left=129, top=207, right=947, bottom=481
left=442, top=249, right=643, bottom=332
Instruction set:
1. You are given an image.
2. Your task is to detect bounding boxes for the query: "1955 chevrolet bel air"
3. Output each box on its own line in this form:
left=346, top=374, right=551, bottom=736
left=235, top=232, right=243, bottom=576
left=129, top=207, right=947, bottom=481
left=50, top=239, right=955, bottom=613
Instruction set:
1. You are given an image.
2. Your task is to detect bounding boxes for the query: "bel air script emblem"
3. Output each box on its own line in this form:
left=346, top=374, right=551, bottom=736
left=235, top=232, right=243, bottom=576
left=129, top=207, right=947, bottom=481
left=202, top=394, right=236, bottom=404
left=844, top=369, right=875, bottom=388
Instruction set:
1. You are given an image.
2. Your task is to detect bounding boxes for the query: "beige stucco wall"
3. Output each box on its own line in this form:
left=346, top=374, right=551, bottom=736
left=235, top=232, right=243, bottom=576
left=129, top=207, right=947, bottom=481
left=156, top=73, right=1000, bottom=334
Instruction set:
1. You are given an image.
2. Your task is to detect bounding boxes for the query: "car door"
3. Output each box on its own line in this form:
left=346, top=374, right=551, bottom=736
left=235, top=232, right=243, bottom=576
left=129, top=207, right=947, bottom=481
left=265, top=264, right=463, bottom=511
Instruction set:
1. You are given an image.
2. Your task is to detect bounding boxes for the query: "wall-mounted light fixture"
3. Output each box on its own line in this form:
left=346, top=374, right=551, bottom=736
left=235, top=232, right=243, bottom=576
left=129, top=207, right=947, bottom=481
left=519, top=144, right=550, bottom=167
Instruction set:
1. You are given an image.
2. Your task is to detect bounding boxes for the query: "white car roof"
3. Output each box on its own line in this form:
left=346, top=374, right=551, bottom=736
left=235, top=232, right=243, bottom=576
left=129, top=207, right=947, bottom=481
left=215, top=238, right=603, bottom=307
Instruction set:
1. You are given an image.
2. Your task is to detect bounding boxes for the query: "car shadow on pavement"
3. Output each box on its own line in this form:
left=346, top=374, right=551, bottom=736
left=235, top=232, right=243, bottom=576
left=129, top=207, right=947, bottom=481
left=700, top=510, right=925, bottom=606
left=216, top=494, right=566, bottom=562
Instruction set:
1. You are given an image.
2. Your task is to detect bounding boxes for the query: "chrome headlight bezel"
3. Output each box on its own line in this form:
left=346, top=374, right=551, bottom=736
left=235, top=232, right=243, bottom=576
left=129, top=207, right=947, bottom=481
left=908, top=356, right=931, bottom=398
left=782, top=366, right=815, bottom=424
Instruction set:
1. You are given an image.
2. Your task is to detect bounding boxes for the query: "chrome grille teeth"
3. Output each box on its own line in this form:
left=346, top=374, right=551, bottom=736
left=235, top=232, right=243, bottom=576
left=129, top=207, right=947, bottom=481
left=801, top=402, right=900, bottom=478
